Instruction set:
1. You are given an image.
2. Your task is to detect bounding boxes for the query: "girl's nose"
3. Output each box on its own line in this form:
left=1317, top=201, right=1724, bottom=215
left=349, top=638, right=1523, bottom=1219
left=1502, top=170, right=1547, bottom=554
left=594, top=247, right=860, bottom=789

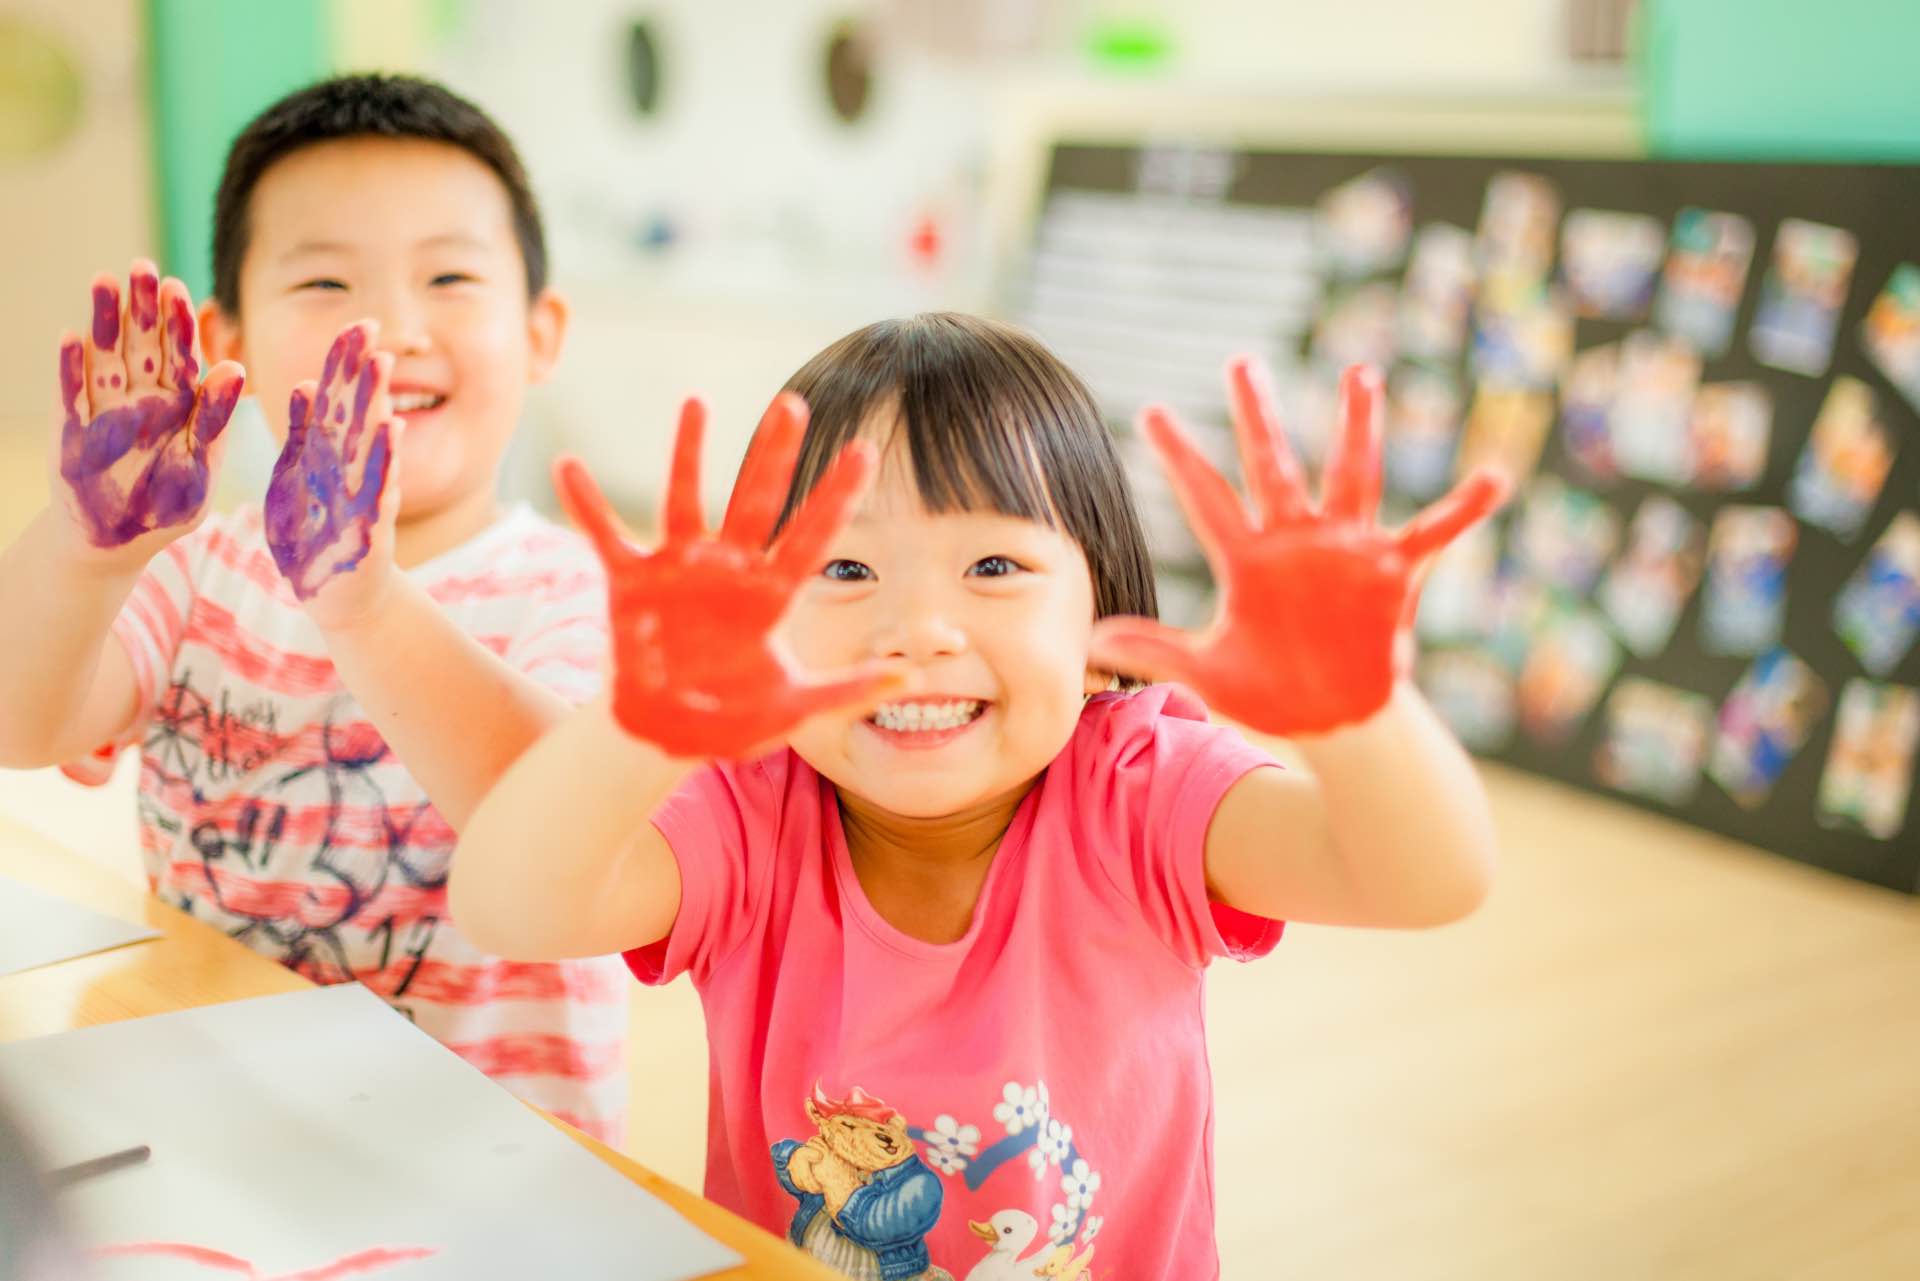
left=871, top=605, right=967, bottom=663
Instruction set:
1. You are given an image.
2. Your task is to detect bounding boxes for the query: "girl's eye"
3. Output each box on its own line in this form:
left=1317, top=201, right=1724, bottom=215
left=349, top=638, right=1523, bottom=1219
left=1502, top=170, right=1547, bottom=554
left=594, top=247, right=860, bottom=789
left=295, top=278, right=347, bottom=292
left=430, top=272, right=476, bottom=286
left=966, top=555, right=1025, bottom=578
left=821, top=559, right=873, bottom=582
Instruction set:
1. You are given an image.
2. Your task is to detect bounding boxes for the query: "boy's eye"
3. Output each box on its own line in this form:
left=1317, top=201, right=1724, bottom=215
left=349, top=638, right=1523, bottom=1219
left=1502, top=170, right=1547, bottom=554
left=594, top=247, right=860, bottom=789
left=294, top=278, right=347, bottom=292
left=430, top=272, right=477, bottom=286
left=821, top=559, right=874, bottom=582
left=966, top=555, right=1025, bottom=578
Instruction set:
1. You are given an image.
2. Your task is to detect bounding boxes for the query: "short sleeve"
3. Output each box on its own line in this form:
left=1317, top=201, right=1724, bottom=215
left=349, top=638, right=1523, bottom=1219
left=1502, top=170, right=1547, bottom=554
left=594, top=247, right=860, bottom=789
left=1071, top=684, right=1285, bottom=968
left=624, top=753, right=791, bottom=987
left=500, top=529, right=609, bottom=706
left=108, top=535, right=200, bottom=735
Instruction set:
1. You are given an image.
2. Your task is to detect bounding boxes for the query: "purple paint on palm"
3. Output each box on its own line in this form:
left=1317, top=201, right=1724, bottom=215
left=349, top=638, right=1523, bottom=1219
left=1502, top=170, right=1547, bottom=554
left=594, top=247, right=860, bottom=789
left=59, top=277, right=240, bottom=548
left=265, top=325, right=395, bottom=601
left=91, top=282, right=119, bottom=349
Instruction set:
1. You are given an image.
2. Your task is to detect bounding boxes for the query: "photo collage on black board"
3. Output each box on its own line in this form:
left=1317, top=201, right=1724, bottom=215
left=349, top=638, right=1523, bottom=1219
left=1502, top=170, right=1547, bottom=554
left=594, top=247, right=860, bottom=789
left=1019, top=145, right=1920, bottom=892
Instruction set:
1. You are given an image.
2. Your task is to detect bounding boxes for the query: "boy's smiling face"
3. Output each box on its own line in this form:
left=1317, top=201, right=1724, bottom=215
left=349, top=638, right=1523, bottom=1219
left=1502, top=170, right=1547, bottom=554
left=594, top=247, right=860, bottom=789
left=201, top=135, right=566, bottom=533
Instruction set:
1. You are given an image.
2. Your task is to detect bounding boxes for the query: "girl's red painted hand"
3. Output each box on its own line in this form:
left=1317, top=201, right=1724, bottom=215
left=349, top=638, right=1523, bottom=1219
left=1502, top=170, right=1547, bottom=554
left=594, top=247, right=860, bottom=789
left=1089, top=361, right=1510, bottom=737
left=556, top=393, right=907, bottom=759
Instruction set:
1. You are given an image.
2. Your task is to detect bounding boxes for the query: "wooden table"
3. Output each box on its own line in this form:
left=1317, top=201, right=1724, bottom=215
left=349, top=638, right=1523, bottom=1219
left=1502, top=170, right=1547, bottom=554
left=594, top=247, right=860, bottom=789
left=0, top=812, right=835, bottom=1281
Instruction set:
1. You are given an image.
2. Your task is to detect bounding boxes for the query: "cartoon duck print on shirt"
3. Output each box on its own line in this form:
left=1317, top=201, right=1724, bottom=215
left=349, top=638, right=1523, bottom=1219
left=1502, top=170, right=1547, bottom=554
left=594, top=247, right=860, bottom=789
left=773, top=1079, right=1108, bottom=1281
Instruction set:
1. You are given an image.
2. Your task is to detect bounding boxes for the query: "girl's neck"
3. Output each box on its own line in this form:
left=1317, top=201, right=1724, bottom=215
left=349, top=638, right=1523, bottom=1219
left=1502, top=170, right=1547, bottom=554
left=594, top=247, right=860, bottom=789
left=837, top=779, right=1038, bottom=944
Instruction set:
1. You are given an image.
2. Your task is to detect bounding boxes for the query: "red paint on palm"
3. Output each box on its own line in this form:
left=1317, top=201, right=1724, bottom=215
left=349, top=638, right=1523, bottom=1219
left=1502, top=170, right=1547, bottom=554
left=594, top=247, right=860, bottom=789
left=555, top=393, right=903, bottom=759
left=1090, top=361, right=1510, bottom=736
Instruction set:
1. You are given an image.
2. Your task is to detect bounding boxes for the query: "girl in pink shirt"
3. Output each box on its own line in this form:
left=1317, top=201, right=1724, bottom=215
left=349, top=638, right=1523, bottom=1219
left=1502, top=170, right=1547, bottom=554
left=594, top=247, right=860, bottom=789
left=454, top=314, right=1507, bottom=1280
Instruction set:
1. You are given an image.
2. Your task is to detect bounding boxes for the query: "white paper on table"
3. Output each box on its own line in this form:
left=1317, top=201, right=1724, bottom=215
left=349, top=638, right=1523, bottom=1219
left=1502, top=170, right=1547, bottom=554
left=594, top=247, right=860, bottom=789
left=0, top=984, right=742, bottom=1281
left=0, top=873, right=160, bottom=978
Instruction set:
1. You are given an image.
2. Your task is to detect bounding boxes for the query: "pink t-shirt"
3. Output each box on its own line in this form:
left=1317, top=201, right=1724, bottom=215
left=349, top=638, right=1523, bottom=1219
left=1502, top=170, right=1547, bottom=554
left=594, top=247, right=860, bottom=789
left=632, top=684, right=1282, bottom=1281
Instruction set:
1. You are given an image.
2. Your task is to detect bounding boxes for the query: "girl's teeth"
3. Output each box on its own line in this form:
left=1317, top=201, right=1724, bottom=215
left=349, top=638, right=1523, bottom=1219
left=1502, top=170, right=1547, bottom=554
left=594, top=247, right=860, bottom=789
left=393, top=392, right=444, bottom=412
left=872, top=700, right=982, bottom=732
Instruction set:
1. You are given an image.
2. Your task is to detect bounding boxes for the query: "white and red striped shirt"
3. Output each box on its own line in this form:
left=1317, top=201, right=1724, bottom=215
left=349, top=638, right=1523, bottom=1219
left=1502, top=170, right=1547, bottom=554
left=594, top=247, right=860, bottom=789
left=103, top=504, right=629, bottom=1142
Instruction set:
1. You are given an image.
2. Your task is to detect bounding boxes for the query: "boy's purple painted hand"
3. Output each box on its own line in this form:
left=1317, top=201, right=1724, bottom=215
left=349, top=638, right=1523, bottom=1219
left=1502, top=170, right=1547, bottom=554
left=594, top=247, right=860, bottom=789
left=555, top=393, right=910, bottom=760
left=265, top=321, right=401, bottom=616
left=54, top=261, right=244, bottom=564
left=1089, top=360, right=1511, bottom=736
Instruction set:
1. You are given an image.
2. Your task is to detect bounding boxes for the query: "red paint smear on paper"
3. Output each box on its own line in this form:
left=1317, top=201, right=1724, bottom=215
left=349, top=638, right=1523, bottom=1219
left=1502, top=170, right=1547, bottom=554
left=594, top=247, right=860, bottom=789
left=92, top=1242, right=437, bottom=1280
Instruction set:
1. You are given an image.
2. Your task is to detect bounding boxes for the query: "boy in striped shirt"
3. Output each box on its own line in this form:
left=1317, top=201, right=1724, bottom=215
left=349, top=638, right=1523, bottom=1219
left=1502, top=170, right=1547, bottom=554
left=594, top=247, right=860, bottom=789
left=0, top=76, right=628, bottom=1142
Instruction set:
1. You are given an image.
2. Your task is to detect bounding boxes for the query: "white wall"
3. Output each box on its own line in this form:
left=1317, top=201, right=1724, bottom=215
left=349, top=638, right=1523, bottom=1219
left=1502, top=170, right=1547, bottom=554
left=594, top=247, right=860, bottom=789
left=397, top=0, right=1606, bottom=518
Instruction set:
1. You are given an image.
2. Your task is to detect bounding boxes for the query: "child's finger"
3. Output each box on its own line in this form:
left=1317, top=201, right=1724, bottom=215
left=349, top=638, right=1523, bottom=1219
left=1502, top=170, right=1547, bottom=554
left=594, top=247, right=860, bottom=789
left=190, top=362, right=246, bottom=452
left=344, top=351, right=392, bottom=483
left=1319, top=364, right=1384, bottom=525
left=314, top=321, right=374, bottom=439
left=1086, top=615, right=1206, bottom=689
left=124, top=261, right=163, bottom=393
left=1395, top=465, right=1510, bottom=564
left=721, top=392, right=809, bottom=550
left=368, top=420, right=404, bottom=533
left=285, top=381, right=318, bottom=458
left=661, top=398, right=708, bottom=542
left=354, top=420, right=397, bottom=527
left=769, top=439, right=879, bottom=586
left=57, top=332, right=89, bottom=427
left=158, top=278, right=200, bottom=391
left=552, top=456, right=639, bottom=569
left=1225, top=356, right=1312, bottom=527
left=1138, top=404, right=1251, bottom=563
left=85, top=273, right=128, bottom=408
left=787, top=659, right=920, bottom=726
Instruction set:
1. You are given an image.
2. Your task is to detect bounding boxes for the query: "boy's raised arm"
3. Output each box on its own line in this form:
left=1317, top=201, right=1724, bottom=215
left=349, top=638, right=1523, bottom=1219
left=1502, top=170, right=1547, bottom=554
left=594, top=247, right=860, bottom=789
left=262, top=320, right=583, bottom=829
left=0, top=263, right=243, bottom=768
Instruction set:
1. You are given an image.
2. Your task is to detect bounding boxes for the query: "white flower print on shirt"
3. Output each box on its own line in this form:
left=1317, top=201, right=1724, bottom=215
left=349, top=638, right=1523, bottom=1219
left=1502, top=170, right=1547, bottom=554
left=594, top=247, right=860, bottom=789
left=1080, top=1216, right=1104, bottom=1245
left=928, top=1147, right=968, bottom=1176
left=1049, top=1201, right=1077, bottom=1245
left=1028, top=1116, right=1073, bottom=1177
left=922, top=1114, right=980, bottom=1176
left=1061, top=1158, right=1102, bottom=1212
left=992, top=1080, right=1050, bottom=1136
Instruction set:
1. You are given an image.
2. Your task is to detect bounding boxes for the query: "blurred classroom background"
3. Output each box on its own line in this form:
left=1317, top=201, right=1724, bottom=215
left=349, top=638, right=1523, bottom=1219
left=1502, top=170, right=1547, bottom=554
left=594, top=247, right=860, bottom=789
left=2, top=1, right=1918, bottom=1276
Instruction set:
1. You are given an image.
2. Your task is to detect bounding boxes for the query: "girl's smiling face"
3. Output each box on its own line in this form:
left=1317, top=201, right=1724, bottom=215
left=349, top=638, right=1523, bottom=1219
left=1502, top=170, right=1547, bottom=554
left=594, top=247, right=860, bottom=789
left=782, top=433, right=1105, bottom=819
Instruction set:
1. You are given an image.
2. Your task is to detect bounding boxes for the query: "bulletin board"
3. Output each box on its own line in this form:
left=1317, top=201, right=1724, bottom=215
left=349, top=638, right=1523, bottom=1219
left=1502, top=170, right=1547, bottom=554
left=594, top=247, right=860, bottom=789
left=1013, top=140, right=1920, bottom=893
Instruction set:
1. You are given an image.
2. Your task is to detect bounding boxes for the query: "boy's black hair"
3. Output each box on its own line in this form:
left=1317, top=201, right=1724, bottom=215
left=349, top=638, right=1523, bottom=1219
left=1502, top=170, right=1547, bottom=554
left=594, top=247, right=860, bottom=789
left=211, top=74, right=546, bottom=315
left=778, top=313, right=1160, bottom=675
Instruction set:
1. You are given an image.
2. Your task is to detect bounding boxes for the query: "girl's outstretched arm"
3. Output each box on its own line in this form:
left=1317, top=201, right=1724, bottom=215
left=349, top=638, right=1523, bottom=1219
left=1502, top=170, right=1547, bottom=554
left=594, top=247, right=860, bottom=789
left=451, top=394, right=906, bottom=959
left=1090, top=361, right=1508, bottom=928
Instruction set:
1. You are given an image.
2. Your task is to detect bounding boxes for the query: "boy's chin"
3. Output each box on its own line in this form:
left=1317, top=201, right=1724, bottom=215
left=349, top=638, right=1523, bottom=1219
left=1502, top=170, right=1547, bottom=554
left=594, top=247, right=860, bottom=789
left=391, top=450, right=486, bottom=521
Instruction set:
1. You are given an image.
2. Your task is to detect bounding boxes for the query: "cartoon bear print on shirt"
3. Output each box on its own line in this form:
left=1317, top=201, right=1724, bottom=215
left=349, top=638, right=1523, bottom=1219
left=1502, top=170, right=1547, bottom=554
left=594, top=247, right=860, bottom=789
left=772, top=1084, right=953, bottom=1281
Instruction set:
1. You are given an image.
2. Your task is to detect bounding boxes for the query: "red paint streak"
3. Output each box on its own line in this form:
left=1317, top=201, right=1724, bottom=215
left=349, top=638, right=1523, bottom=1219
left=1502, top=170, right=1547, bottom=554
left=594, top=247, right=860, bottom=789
left=271, top=1246, right=438, bottom=1281
left=92, top=1241, right=436, bottom=1280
